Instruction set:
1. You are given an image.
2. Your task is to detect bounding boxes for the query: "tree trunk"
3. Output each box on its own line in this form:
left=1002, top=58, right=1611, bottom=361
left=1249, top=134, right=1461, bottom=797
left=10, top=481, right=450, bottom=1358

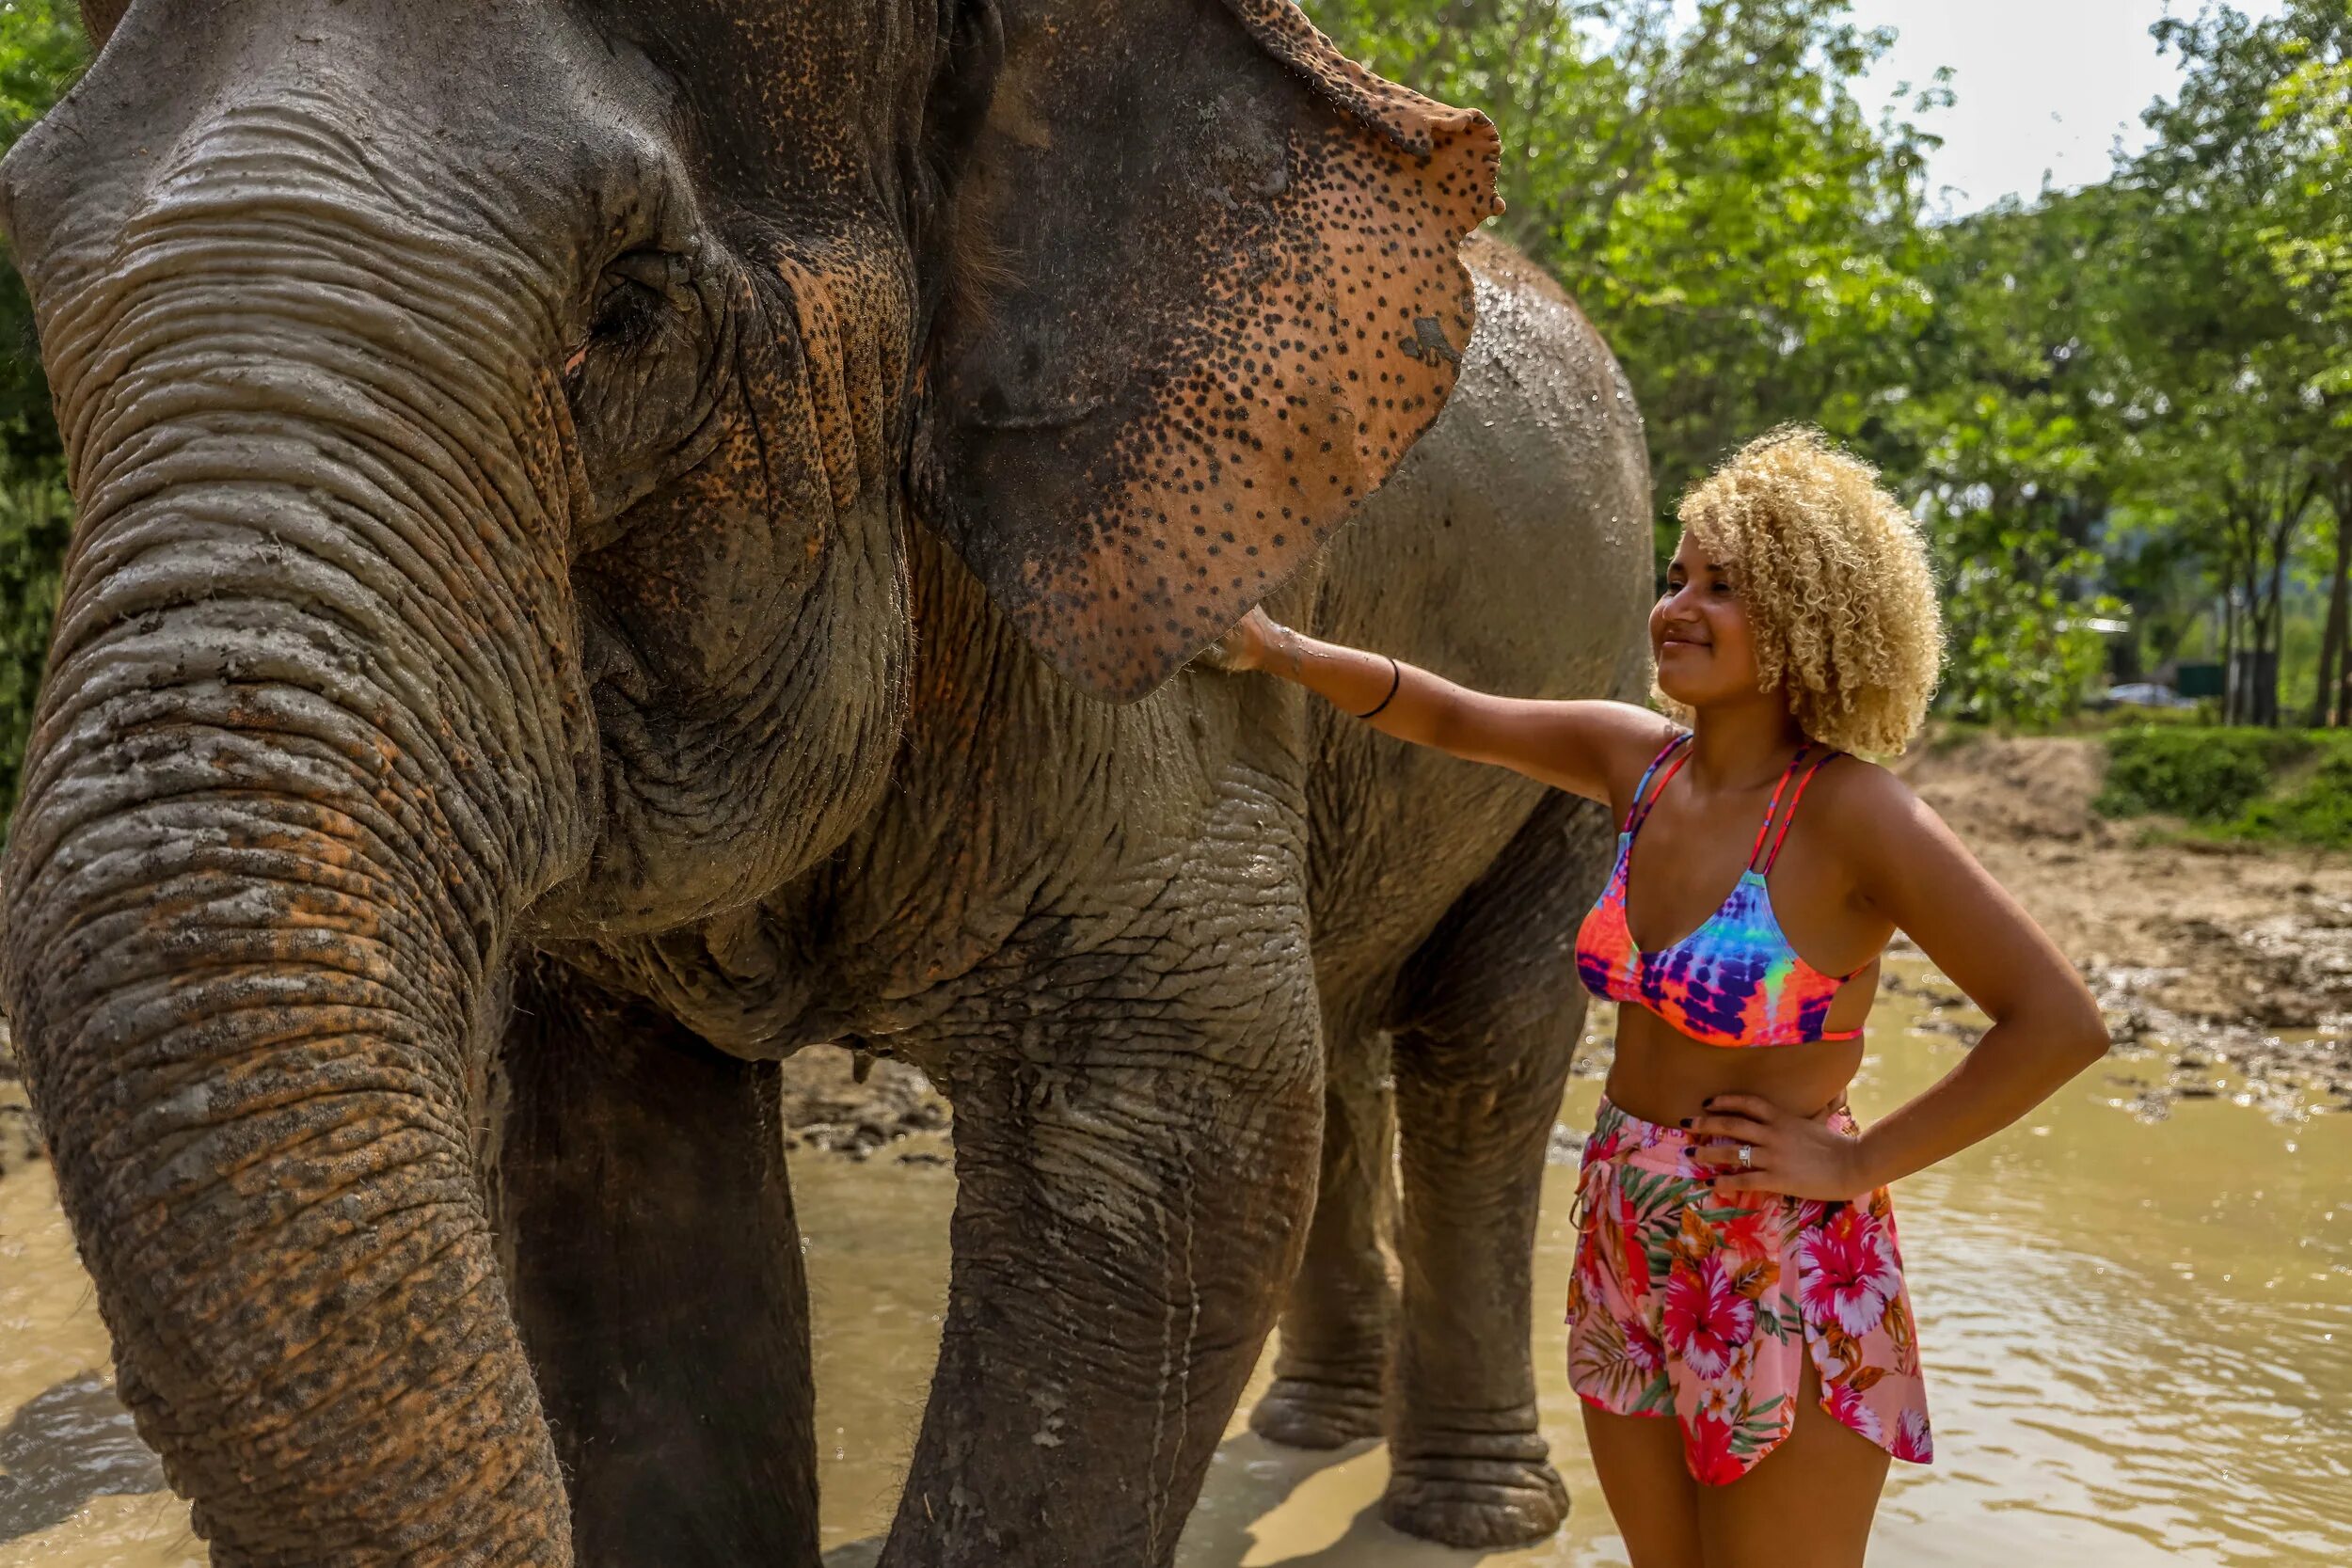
left=2312, top=505, right=2349, bottom=728
left=2334, top=464, right=2352, bottom=728
left=2221, top=587, right=2241, bottom=725
left=2262, top=543, right=2285, bottom=728
left=2267, top=467, right=2323, bottom=728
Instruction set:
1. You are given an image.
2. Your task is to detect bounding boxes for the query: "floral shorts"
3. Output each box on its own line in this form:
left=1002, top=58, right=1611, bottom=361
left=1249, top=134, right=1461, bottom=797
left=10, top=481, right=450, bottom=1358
left=1565, top=1097, right=1933, bottom=1484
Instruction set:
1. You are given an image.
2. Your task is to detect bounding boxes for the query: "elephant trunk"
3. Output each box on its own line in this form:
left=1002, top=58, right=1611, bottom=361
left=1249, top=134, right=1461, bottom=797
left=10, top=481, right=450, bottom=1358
left=1, top=107, right=594, bottom=1563
left=5, top=749, right=566, bottom=1564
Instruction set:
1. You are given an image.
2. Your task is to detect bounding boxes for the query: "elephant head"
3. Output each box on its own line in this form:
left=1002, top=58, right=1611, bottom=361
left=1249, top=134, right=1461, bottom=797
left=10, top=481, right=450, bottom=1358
left=0, top=0, right=1495, bottom=1558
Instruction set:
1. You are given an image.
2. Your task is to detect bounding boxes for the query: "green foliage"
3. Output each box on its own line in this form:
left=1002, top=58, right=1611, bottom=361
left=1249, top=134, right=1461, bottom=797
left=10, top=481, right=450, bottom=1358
left=1932, top=539, right=2115, bottom=728
left=1888, top=188, right=2132, bottom=726
left=2095, top=726, right=2306, bottom=822
left=2099, top=725, right=2352, bottom=849
left=1303, top=1, right=1940, bottom=536
left=0, top=1, right=85, bottom=467
left=2236, top=744, right=2352, bottom=848
left=0, top=469, right=67, bottom=822
left=0, top=1, right=82, bottom=835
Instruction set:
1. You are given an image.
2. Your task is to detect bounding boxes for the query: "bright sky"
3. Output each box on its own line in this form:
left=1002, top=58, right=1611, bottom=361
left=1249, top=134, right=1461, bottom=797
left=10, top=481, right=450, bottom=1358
left=1842, top=0, right=2292, bottom=213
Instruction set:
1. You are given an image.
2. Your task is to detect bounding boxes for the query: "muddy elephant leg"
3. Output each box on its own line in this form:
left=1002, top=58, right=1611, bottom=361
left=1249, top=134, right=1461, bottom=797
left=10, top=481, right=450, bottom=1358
left=880, top=981, right=1323, bottom=1568
left=494, top=958, right=819, bottom=1567
left=1382, top=793, right=1614, bottom=1548
left=1248, top=1002, right=1397, bottom=1449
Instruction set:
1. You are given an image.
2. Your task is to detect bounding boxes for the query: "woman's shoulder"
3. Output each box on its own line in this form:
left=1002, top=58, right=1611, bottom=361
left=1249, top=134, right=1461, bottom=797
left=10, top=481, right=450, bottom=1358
left=1614, top=712, right=1690, bottom=778
left=1804, top=752, right=1952, bottom=860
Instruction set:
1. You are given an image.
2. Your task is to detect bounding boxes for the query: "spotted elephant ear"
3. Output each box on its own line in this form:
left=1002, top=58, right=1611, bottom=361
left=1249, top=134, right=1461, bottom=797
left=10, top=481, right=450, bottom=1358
left=920, top=0, right=1502, bottom=701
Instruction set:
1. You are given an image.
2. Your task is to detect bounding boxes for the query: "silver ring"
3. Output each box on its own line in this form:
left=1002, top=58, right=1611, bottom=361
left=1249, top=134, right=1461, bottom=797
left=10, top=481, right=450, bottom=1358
left=1738, top=1143, right=1754, bottom=1170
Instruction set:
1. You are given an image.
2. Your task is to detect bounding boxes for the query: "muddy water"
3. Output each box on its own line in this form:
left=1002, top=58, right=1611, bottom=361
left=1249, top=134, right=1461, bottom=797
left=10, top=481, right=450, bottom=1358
left=4, top=963, right=2348, bottom=1564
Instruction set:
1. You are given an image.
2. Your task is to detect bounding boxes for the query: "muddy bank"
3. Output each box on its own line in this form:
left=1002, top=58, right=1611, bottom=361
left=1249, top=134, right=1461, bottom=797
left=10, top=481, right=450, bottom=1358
left=776, top=1048, right=950, bottom=1162
left=1897, top=736, right=2352, bottom=1117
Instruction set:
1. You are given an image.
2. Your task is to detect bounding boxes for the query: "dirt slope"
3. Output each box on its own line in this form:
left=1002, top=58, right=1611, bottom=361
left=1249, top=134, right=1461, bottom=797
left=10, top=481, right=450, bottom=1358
left=1898, top=736, right=2352, bottom=1111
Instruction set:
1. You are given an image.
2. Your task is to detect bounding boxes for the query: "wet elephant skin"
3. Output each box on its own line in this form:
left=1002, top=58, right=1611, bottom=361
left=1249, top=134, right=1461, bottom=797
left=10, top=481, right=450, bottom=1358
left=0, top=2, right=1644, bottom=1565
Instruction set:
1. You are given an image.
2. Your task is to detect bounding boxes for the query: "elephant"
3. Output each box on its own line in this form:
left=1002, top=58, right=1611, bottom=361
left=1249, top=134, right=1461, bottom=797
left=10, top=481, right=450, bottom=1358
left=0, top=0, right=1651, bottom=1564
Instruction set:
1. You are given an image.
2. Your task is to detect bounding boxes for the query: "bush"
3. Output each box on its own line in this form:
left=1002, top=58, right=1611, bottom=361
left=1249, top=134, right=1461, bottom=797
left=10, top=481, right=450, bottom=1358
left=2094, top=726, right=2305, bottom=821
left=2097, top=726, right=2352, bottom=850
left=2235, top=743, right=2352, bottom=850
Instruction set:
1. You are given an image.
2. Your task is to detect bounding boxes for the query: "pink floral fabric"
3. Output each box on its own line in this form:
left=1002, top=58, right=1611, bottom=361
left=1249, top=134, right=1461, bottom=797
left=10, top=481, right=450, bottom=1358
left=1565, top=1097, right=1933, bottom=1484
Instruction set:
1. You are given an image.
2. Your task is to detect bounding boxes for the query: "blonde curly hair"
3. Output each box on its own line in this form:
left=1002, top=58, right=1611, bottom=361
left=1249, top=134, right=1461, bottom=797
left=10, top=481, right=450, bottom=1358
left=1663, top=427, right=1943, bottom=756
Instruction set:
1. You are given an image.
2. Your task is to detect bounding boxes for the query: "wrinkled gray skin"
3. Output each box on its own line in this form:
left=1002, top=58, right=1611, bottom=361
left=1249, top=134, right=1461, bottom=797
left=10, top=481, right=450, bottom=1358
left=0, top=1, right=1649, bottom=1563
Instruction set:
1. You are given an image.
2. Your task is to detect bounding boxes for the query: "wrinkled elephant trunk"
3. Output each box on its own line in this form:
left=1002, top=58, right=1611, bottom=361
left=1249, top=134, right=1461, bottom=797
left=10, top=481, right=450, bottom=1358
left=5, top=733, right=567, bottom=1563
left=0, top=100, right=596, bottom=1561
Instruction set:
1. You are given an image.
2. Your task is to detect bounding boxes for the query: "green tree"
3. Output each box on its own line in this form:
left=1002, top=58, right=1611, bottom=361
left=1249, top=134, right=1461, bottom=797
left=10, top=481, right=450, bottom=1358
left=1886, top=190, right=2130, bottom=723
left=2256, top=26, right=2352, bottom=722
left=1306, top=1, right=1942, bottom=539
left=0, top=0, right=85, bottom=825
left=2119, top=0, right=2347, bottom=725
left=0, top=0, right=86, bottom=467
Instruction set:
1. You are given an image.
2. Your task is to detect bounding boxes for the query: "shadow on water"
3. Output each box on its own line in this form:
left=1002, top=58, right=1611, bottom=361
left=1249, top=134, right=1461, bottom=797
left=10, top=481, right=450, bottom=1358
left=0, top=1371, right=167, bottom=1544
left=823, top=1433, right=1499, bottom=1568
left=1180, top=1433, right=1508, bottom=1568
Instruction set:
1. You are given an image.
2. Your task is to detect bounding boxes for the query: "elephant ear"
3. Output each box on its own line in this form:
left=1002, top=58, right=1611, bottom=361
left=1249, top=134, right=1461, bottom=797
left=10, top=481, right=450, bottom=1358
left=922, top=0, right=1502, bottom=700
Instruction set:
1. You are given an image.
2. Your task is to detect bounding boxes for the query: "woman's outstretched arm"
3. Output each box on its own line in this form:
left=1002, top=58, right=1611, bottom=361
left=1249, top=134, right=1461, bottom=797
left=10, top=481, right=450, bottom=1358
left=1205, top=607, right=1674, bottom=803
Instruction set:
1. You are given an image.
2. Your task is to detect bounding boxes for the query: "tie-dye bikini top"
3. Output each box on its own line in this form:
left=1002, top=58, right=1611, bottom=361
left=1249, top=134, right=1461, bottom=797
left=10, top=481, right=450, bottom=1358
left=1575, top=733, right=1868, bottom=1047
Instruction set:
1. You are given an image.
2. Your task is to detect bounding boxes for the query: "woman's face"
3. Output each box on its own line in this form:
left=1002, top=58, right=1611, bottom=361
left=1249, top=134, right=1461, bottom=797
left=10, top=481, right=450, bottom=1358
left=1650, top=530, right=1763, bottom=708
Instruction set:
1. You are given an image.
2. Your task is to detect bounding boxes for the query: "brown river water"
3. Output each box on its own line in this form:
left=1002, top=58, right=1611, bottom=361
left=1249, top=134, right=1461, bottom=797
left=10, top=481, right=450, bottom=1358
left=4, top=960, right=2347, bottom=1565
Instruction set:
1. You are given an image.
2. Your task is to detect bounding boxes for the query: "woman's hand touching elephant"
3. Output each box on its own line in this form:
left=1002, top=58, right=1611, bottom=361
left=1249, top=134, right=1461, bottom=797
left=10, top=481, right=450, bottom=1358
left=1198, top=608, right=1411, bottom=725
left=1200, top=606, right=1300, bottom=675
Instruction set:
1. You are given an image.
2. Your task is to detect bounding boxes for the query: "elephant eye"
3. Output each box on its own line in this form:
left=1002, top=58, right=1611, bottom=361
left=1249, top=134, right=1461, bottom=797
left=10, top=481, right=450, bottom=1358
left=584, top=248, right=698, bottom=356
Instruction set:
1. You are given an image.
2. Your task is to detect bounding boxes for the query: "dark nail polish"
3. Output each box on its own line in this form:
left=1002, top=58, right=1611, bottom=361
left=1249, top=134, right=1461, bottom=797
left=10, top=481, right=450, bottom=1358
left=1677, top=1118, right=1692, bottom=1128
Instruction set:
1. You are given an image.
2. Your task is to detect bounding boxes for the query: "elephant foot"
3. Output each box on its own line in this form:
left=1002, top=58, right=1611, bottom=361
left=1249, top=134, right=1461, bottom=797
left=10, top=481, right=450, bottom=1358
left=1380, top=1440, right=1568, bottom=1549
left=1248, top=1375, right=1386, bottom=1449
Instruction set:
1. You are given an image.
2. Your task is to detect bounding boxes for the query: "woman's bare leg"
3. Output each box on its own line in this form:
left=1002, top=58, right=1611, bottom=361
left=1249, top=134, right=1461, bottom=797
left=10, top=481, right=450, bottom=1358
left=1695, top=1364, right=1889, bottom=1568
left=1581, top=1405, right=1704, bottom=1568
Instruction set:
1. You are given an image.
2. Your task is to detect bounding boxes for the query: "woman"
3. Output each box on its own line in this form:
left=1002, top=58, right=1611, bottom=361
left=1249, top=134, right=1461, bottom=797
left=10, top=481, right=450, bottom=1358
left=1210, top=427, right=2108, bottom=1566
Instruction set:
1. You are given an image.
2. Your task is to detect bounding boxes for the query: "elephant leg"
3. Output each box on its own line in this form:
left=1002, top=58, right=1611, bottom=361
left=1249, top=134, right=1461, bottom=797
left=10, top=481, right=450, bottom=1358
left=493, top=958, right=819, bottom=1568
left=1382, top=792, right=1614, bottom=1549
left=1248, top=1002, right=1397, bottom=1449
left=880, top=985, right=1323, bottom=1568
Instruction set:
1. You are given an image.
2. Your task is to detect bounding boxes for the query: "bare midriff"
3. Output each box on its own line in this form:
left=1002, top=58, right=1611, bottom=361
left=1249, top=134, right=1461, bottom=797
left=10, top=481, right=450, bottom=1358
left=1599, top=962, right=1881, bottom=1128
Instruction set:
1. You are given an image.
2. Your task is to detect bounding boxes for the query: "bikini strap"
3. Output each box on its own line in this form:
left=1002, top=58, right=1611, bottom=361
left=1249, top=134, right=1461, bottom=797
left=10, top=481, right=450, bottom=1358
left=1756, top=749, right=1838, bottom=873
left=1623, top=732, right=1692, bottom=836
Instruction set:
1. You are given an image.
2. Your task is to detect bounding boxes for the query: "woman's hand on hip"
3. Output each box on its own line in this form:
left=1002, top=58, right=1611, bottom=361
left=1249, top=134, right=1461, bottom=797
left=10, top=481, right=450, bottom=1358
left=1689, top=1094, right=1872, bottom=1201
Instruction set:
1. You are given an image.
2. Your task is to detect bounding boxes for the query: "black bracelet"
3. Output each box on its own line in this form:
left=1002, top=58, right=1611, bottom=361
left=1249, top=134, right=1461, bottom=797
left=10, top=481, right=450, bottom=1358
left=1356, top=656, right=1402, bottom=720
